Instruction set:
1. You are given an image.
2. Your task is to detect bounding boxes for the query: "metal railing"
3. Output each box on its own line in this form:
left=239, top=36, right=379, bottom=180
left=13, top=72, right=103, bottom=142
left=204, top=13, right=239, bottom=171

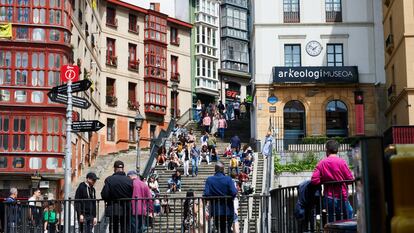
left=270, top=180, right=356, bottom=233
left=142, top=119, right=176, bottom=178
left=273, top=138, right=352, bottom=152
left=2, top=195, right=269, bottom=233
left=176, top=108, right=195, bottom=127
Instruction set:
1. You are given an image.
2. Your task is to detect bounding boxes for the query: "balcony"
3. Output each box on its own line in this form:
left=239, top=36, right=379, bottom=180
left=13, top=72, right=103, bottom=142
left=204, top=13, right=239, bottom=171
left=106, top=18, right=118, bottom=28
left=387, top=84, right=396, bottom=102
left=170, top=72, right=180, bottom=83
left=106, top=55, right=118, bottom=67
left=170, top=37, right=180, bottom=46
left=128, top=59, right=140, bottom=72
left=144, top=103, right=166, bottom=115
left=326, top=11, right=342, bottom=22
left=386, top=34, right=394, bottom=54
left=283, top=11, right=300, bottom=23
left=128, top=100, right=139, bottom=111
left=128, top=24, right=139, bottom=34
left=106, top=95, right=118, bottom=107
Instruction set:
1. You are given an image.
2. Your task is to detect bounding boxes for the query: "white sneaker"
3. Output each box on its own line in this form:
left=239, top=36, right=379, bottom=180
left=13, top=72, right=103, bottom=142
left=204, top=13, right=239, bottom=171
left=179, top=189, right=182, bottom=192
left=167, top=189, right=171, bottom=193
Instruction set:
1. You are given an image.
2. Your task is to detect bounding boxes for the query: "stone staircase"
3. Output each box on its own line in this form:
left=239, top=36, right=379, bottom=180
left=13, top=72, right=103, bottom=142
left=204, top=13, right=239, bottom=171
left=149, top=119, right=261, bottom=232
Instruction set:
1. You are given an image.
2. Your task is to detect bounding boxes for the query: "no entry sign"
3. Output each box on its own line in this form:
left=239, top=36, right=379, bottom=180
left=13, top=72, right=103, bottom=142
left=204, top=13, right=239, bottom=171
left=61, top=65, right=79, bottom=82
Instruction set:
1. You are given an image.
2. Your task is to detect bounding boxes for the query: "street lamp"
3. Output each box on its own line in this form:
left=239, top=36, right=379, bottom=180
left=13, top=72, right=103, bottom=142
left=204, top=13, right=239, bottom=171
left=135, top=111, right=144, bottom=174
left=171, top=82, right=179, bottom=119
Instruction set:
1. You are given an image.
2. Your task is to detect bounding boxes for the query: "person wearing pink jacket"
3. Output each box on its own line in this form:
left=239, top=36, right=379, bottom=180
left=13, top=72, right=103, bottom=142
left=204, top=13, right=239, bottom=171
left=128, top=170, right=153, bottom=233
left=311, top=140, right=354, bottom=222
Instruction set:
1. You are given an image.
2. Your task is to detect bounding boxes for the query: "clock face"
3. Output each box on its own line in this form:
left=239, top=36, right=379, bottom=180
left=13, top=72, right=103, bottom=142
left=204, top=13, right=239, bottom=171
left=306, top=41, right=323, bottom=56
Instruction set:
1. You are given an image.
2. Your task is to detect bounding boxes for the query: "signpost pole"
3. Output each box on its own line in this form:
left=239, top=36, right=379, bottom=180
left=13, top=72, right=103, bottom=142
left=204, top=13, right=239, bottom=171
left=64, top=79, right=72, bottom=233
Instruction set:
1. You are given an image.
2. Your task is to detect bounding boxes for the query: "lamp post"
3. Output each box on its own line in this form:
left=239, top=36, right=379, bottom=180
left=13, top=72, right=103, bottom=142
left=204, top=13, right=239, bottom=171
left=135, top=111, right=144, bottom=174
left=171, top=82, right=179, bottom=119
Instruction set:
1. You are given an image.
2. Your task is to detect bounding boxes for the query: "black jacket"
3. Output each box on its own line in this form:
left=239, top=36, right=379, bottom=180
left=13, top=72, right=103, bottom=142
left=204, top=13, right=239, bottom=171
left=101, top=172, right=133, bottom=216
left=294, top=180, right=321, bottom=220
left=75, top=182, right=97, bottom=217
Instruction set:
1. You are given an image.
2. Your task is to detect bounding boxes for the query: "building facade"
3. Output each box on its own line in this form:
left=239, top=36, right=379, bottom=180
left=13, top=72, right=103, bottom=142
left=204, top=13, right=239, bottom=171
left=191, top=0, right=221, bottom=104
left=219, top=0, right=251, bottom=105
left=382, top=0, right=414, bottom=126
left=99, top=0, right=192, bottom=155
left=251, top=0, right=386, bottom=141
left=0, top=0, right=73, bottom=198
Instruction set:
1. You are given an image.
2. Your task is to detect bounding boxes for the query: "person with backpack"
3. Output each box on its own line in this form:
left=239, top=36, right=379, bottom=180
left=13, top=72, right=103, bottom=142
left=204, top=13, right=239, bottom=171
left=44, top=202, right=58, bottom=233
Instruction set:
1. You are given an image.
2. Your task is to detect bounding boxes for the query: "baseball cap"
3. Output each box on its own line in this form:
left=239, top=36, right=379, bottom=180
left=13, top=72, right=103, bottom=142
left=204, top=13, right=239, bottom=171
left=86, top=172, right=99, bottom=180
left=127, top=170, right=138, bottom=177
left=113, top=160, right=124, bottom=169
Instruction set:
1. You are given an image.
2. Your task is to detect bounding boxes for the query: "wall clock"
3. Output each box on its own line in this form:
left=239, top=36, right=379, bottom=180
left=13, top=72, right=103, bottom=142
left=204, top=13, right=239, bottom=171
left=306, top=40, right=323, bottom=56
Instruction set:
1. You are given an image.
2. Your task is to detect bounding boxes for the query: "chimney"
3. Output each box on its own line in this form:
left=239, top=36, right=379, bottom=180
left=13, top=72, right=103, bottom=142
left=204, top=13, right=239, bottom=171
left=150, top=2, right=160, bottom=12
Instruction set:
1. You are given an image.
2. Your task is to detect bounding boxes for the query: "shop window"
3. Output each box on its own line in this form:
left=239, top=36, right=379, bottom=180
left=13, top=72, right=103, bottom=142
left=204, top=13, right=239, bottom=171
left=326, top=100, right=348, bottom=137
left=31, top=91, right=44, bottom=103
left=0, top=157, right=7, bottom=168
left=46, top=158, right=58, bottom=169
left=284, top=44, right=301, bottom=67
left=15, top=90, right=27, bottom=102
left=327, top=44, right=343, bottom=67
left=107, top=118, right=115, bottom=141
left=284, top=100, right=306, bottom=140
left=29, top=157, right=42, bottom=169
left=13, top=157, right=25, bottom=168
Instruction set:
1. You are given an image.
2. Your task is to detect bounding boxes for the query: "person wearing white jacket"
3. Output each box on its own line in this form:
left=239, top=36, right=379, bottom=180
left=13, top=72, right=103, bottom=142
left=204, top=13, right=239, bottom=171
left=182, top=146, right=190, bottom=177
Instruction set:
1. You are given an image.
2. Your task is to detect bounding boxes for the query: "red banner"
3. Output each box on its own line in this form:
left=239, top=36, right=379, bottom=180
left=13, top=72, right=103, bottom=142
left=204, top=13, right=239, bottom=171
left=355, top=104, right=365, bottom=135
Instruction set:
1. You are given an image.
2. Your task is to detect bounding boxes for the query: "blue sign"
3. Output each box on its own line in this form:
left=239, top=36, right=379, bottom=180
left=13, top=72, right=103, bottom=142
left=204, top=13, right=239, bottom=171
left=267, top=96, right=278, bottom=105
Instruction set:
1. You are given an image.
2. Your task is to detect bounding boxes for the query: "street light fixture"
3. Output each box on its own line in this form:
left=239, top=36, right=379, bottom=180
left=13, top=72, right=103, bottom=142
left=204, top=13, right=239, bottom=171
left=135, top=111, right=144, bottom=174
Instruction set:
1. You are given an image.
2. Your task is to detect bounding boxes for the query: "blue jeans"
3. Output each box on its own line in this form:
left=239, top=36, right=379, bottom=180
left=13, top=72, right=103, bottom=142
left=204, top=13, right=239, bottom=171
left=131, top=215, right=146, bottom=233
left=228, top=166, right=239, bottom=175
left=192, top=157, right=199, bottom=176
left=324, top=197, right=353, bottom=222
left=218, top=128, right=225, bottom=140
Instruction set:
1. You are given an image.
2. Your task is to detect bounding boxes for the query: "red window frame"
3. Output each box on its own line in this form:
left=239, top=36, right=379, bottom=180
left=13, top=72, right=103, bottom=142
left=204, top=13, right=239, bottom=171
left=107, top=118, right=115, bottom=142
left=170, top=27, right=179, bottom=45
left=128, top=82, right=137, bottom=103
left=128, top=14, right=138, bottom=33
left=144, top=44, right=167, bottom=80
left=106, top=6, right=117, bottom=26
left=106, top=38, right=116, bottom=63
left=106, top=77, right=116, bottom=97
left=144, top=14, right=167, bottom=43
left=144, top=80, right=167, bottom=113
left=128, top=43, right=137, bottom=65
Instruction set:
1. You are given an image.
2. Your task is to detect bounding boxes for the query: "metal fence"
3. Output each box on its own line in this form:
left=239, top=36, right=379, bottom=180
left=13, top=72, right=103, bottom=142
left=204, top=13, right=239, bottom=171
left=2, top=195, right=270, bottom=233
left=270, top=180, right=356, bottom=233
left=273, top=139, right=352, bottom=152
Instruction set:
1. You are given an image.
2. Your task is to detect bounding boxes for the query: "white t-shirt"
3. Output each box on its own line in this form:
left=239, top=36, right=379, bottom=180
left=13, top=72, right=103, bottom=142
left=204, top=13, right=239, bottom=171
left=233, top=102, right=240, bottom=110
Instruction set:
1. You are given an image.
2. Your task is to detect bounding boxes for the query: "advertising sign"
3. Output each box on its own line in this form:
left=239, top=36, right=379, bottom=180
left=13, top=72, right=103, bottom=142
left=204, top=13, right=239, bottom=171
left=273, top=66, right=358, bottom=84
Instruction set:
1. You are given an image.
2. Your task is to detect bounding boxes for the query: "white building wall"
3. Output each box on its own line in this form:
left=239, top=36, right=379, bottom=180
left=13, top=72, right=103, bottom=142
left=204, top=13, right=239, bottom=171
left=253, top=0, right=385, bottom=85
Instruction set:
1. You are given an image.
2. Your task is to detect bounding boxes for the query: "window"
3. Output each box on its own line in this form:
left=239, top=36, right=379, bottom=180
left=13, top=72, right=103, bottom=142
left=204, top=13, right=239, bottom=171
left=171, top=55, right=178, bottom=75
left=15, top=27, right=29, bottom=40
left=150, top=125, right=156, bottom=139
left=15, top=90, right=27, bottom=102
left=106, top=7, right=117, bottom=26
left=129, top=14, right=138, bottom=32
left=0, top=0, right=13, bottom=22
left=31, top=91, right=44, bottom=103
left=129, top=122, right=136, bottom=142
left=284, top=44, right=301, bottom=67
left=106, top=38, right=116, bottom=66
left=326, top=100, right=348, bottom=137
left=128, top=82, right=136, bottom=103
left=144, top=14, right=167, bottom=43
left=17, top=0, right=29, bottom=23
left=46, top=116, right=60, bottom=152
left=29, top=116, right=43, bottom=152
left=0, top=157, right=7, bottom=168
left=13, top=157, right=25, bottom=168
left=29, top=157, right=42, bottom=169
left=0, top=51, right=12, bottom=85
left=12, top=117, right=26, bottom=151
left=128, top=43, right=137, bottom=69
left=196, top=59, right=200, bottom=76
left=284, top=100, right=306, bottom=140
left=222, top=39, right=248, bottom=68
left=0, top=116, right=9, bottom=150
left=32, top=28, right=45, bottom=41
left=283, top=0, right=300, bottom=23
left=196, top=26, right=200, bottom=43
left=327, top=44, right=343, bottom=66
left=46, top=158, right=58, bottom=169
left=326, top=0, right=342, bottom=22
left=144, top=44, right=167, bottom=80
left=15, top=52, right=28, bottom=85
left=222, top=7, right=247, bottom=31
left=0, top=90, right=10, bottom=102
left=107, top=119, right=115, bottom=141
left=170, top=27, right=179, bottom=45
left=144, top=81, right=167, bottom=108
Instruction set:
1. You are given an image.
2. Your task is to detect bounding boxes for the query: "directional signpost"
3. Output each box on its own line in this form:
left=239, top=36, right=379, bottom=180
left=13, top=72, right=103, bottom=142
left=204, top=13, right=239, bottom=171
left=46, top=65, right=104, bottom=233
left=72, top=120, right=105, bottom=132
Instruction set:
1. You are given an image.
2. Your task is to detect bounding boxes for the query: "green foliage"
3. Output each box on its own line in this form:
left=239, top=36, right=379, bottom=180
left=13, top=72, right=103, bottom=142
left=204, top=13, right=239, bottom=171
left=274, top=152, right=319, bottom=174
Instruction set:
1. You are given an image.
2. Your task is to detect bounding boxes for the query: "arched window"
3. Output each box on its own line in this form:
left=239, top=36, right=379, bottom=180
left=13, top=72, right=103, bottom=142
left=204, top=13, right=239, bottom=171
left=284, top=100, right=306, bottom=139
left=326, top=100, right=348, bottom=137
